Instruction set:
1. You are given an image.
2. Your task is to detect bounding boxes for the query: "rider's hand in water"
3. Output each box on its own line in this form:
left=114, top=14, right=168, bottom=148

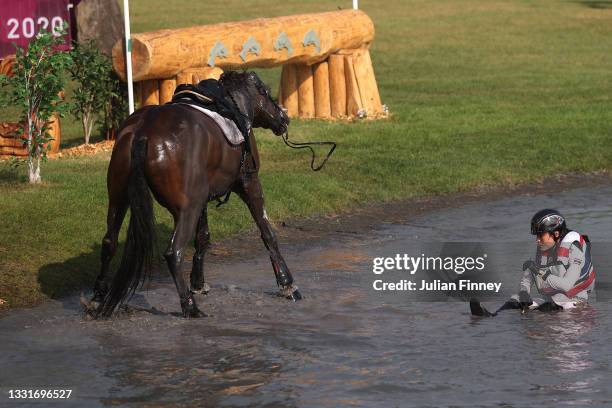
left=518, top=290, right=533, bottom=310
left=518, top=290, right=532, bottom=304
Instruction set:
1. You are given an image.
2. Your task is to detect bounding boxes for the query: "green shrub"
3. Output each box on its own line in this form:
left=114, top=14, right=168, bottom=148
left=0, top=29, right=72, bottom=184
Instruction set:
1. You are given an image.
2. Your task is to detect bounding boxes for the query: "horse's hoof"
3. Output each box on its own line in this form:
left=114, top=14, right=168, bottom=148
left=191, top=282, right=211, bottom=295
left=181, top=297, right=206, bottom=318
left=286, top=289, right=302, bottom=302
left=183, top=307, right=206, bottom=318
left=80, top=293, right=101, bottom=320
left=188, top=308, right=207, bottom=318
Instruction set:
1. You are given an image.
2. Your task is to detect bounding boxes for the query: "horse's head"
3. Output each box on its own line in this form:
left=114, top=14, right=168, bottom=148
left=220, top=71, right=289, bottom=136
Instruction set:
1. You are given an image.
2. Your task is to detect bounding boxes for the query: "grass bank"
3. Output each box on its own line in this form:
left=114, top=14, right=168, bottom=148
left=1, top=0, right=612, bottom=309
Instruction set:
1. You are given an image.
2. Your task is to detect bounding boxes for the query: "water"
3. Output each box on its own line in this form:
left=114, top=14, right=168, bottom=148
left=1, top=184, right=612, bottom=407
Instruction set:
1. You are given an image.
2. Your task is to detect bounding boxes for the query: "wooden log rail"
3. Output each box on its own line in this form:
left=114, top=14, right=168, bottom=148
left=113, top=10, right=374, bottom=81
left=0, top=118, right=62, bottom=159
left=115, top=10, right=385, bottom=120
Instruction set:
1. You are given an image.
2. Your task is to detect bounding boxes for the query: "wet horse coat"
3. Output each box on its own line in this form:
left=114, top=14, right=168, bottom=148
left=88, top=72, right=301, bottom=318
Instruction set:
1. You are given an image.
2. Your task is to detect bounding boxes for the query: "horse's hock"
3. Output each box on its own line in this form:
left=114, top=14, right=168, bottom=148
left=113, top=10, right=385, bottom=120
left=0, top=55, right=61, bottom=159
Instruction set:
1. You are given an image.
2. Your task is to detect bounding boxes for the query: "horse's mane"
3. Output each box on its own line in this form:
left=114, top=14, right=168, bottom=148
left=220, top=71, right=272, bottom=97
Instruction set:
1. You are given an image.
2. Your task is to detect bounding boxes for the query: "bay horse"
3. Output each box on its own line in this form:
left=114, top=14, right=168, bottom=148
left=86, top=71, right=301, bottom=319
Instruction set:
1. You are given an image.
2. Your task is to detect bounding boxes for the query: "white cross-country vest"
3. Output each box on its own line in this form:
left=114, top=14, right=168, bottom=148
left=536, top=231, right=595, bottom=298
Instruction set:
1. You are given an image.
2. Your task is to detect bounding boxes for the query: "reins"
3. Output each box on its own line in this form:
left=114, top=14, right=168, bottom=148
left=222, top=76, right=337, bottom=172
left=281, top=129, right=336, bottom=172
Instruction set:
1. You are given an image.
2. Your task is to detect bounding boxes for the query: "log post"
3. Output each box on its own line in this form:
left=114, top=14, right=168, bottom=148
left=352, top=48, right=382, bottom=116
left=280, top=64, right=299, bottom=117
left=141, top=79, right=160, bottom=106
left=159, top=78, right=177, bottom=104
left=297, top=64, right=315, bottom=118
left=313, top=61, right=331, bottom=119
left=176, top=67, right=223, bottom=88
left=48, top=114, right=61, bottom=153
left=344, top=55, right=363, bottom=117
left=183, top=67, right=223, bottom=82
left=134, top=81, right=143, bottom=107
left=176, top=72, right=192, bottom=86
left=328, top=54, right=347, bottom=118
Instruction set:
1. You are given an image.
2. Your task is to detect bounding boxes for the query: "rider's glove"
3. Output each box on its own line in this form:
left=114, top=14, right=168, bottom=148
left=523, top=260, right=551, bottom=281
left=518, top=290, right=532, bottom=305
left=522, top=260, right=537, bottom=273
left=536, top=269, right=551, bottom=281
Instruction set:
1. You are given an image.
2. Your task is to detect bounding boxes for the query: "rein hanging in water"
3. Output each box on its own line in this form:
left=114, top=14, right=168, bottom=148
left=281, top=130, right=336, bottom=172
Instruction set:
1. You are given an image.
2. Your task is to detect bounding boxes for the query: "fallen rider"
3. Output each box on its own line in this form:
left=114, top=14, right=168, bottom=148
left=471, top=209, right=595, bottom=316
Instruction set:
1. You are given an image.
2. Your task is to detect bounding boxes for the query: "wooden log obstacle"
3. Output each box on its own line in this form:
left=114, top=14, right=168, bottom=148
left=0, top=118, right=62, bottom=159
left=0, top=55, right=62, bottom=159
left=113, top=10, right=385, bottom=120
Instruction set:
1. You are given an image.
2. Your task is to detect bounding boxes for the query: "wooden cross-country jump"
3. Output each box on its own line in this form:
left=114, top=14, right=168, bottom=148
left=113, top=10, right=385, bottom=120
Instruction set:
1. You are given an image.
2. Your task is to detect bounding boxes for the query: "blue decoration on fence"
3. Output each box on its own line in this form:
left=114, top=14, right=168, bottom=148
left=274, top=32, right=293, bottom=56
left=240, top=37, right=261, bottom=62
left=208, top=42, right=228, bottom=67
left=303, top=30, right=321, bottom=54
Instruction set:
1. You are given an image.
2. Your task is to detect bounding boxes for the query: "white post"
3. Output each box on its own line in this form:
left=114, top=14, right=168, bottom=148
left=353, top=0, right=359, bottom=9
left=123, top=0, right=135, bottom=114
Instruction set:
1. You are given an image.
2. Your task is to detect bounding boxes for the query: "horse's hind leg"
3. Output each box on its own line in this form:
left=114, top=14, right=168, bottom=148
left=90, top=198, right=128, bottom=307
left=165, top=205, right=207, bottom=318
left=190, top=206, right=212, bottom=294
left=88, top=132, right=133, bottom=312
left=235, top=175, right=302, bottom=301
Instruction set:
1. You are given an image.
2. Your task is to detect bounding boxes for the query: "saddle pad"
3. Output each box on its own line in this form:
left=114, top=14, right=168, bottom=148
left=177, top=103, right=244, bottom=146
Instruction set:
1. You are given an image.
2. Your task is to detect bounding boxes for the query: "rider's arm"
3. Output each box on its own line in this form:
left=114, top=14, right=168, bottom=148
left=544, top=244, right=584, bottom=293
left=511, top=268, right=534, bottom=300
left=519, top=267, right=533, bottom=294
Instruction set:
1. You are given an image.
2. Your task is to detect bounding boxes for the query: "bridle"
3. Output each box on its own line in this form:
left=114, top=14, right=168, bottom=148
left=226, top=78, right=337, bottom=172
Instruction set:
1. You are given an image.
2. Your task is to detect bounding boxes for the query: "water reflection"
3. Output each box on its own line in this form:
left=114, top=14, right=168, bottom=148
left=527, top=306, right=599, bottom=395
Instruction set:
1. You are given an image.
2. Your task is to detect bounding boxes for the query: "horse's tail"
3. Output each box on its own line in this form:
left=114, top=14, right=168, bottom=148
left=98, top=133, right=156, bottom=318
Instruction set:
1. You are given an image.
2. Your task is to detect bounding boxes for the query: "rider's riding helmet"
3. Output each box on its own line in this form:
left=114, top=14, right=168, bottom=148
left=530, top=209, right=567, bottom=237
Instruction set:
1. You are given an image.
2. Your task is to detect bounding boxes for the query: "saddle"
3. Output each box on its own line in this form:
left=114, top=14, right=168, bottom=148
left=170, top=79, right=252, bottom=152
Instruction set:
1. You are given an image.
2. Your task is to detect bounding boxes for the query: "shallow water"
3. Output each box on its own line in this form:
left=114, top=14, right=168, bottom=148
left=1, top=184, right=612, bottom=407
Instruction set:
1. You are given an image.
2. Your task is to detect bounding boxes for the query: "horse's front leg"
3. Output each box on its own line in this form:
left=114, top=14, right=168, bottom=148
left=234, top=174, right=302, bottom=301
left=190, top=206, right=212, bottom=294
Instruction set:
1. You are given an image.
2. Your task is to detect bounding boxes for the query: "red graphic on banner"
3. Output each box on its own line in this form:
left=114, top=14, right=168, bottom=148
left=0, top=0, right=76, bottom=59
